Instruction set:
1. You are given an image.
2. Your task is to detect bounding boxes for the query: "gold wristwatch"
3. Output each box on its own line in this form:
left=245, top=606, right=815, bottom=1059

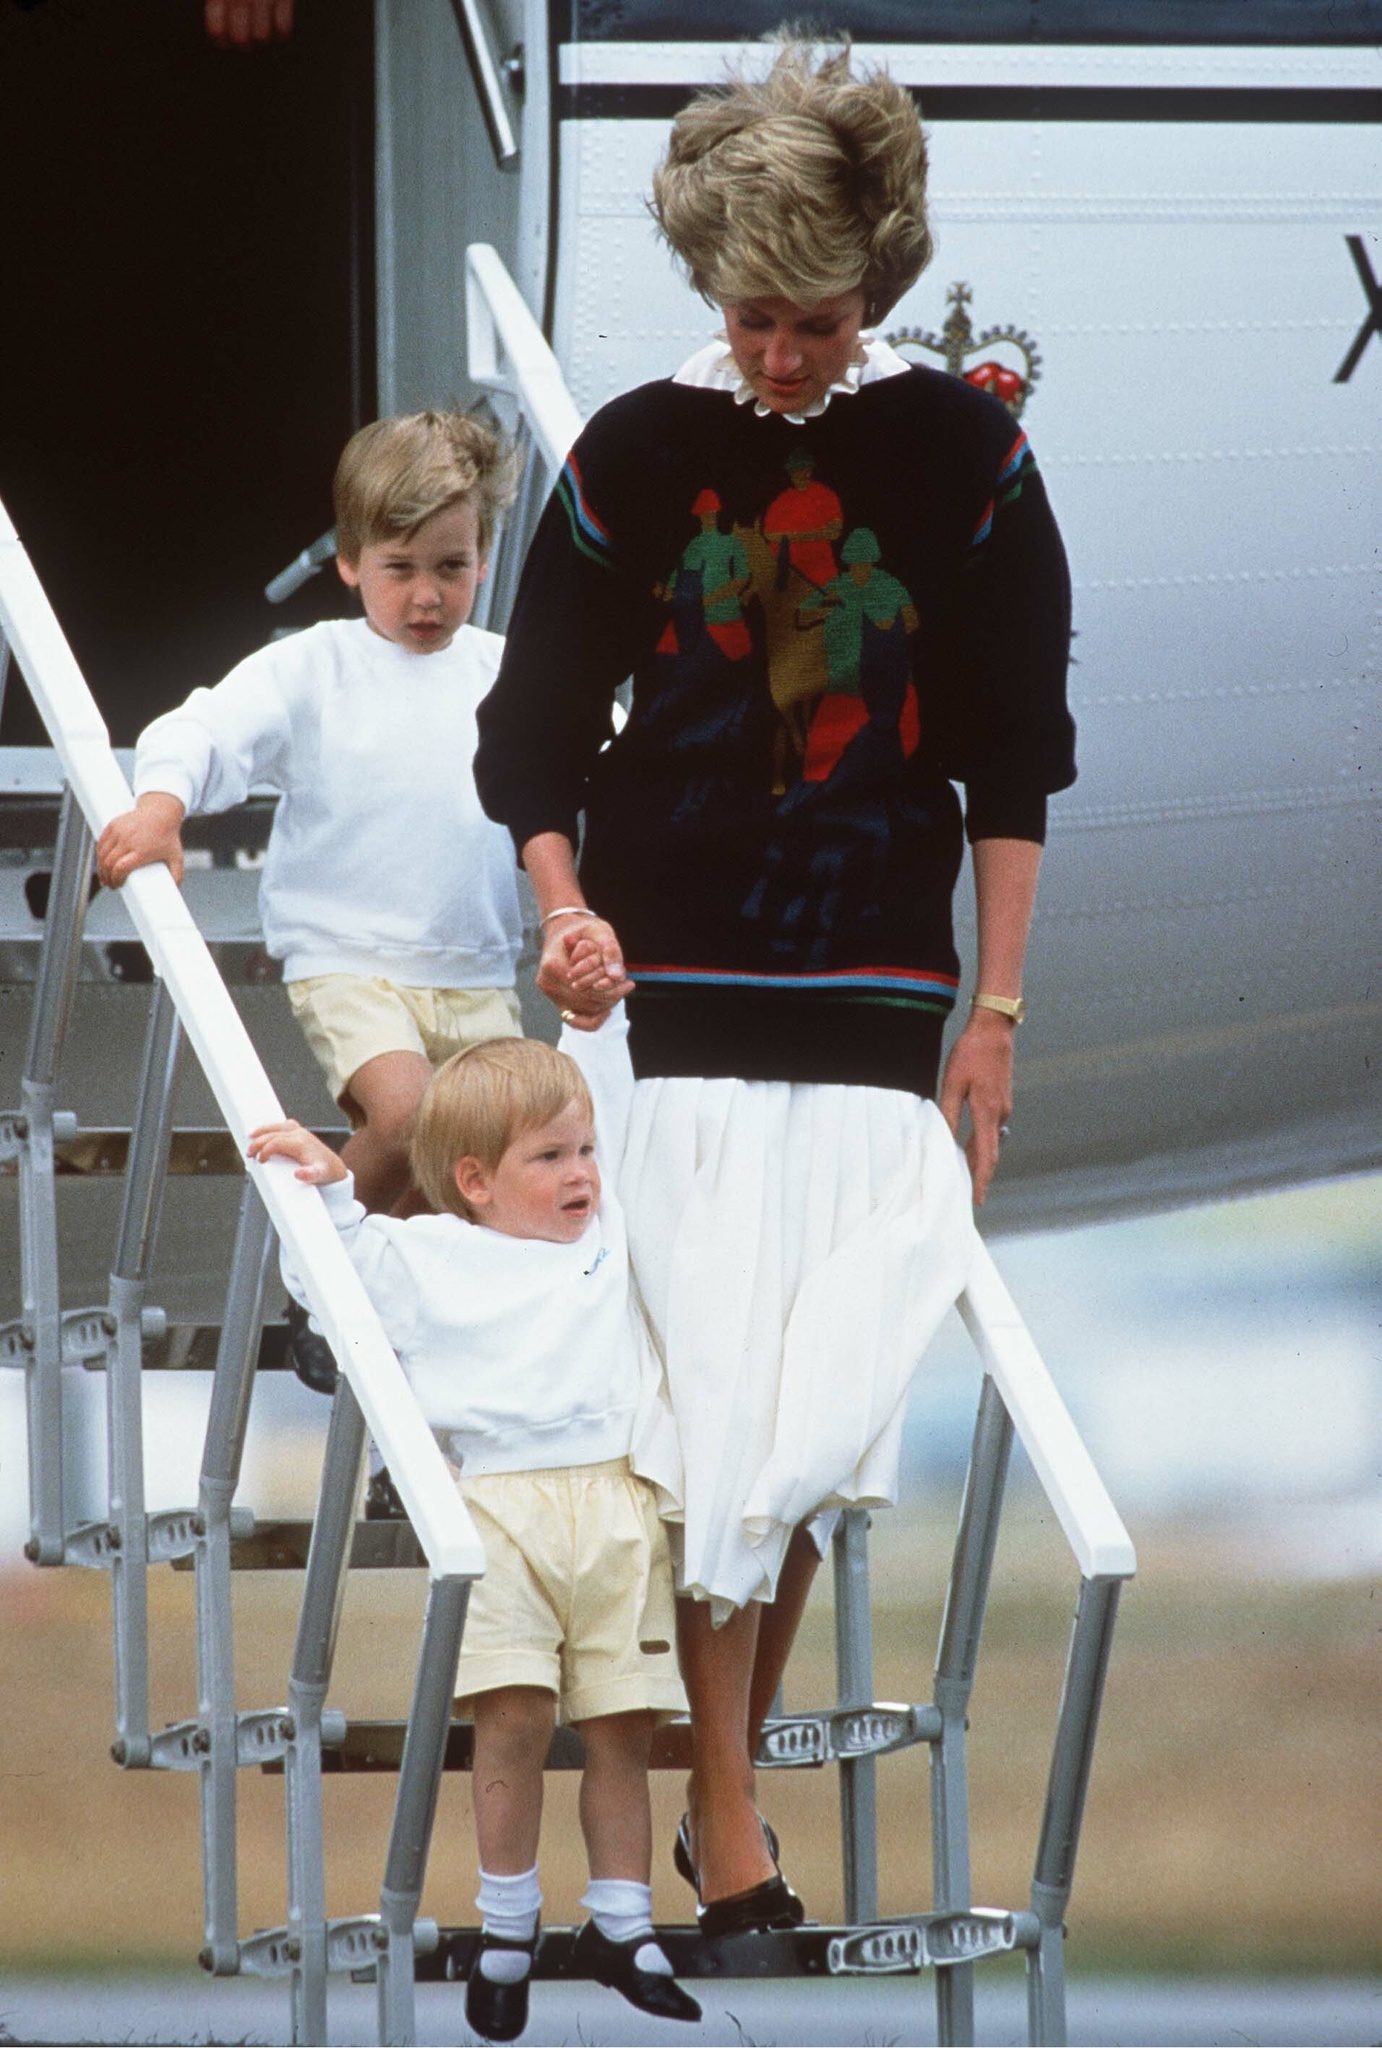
left=971, top=992, right=1026, bottom=1024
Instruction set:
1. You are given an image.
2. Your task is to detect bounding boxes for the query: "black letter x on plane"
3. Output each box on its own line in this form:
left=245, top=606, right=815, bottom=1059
left=1334, top=234, right=1381, bottom=383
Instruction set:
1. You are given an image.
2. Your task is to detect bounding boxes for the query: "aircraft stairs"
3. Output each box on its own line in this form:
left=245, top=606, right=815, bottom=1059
left=0, top=249, right=1136, bottom=2048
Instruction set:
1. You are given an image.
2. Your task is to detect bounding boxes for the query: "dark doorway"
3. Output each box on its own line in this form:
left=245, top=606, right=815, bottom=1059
left=0, top=0, right=375, bottom=743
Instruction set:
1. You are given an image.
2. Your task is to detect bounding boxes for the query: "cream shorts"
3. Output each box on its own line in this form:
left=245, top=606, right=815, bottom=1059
left=454, top=1459, right=688, bottom=1725
left=285, top=975, right=521, bottom=1118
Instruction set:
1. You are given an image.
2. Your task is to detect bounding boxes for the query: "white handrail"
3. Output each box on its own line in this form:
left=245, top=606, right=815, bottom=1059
left=959, top=1241, right=1136, bottom=1581
left=465, top=243, right=583, bottom=481
left=0, top=496, right=485, bottom=1583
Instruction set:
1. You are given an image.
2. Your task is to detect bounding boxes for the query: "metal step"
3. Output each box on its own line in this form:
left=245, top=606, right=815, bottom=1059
left=168, top=1519, right=427, bottom=1572
left=420, top=1912, right=1034, bottom=1981
left=233, top=1910, right=1031, bottom=1985
left=13, top=1123, right=346, bottom=1177
left=259, top=1704, right=938, bottom=1777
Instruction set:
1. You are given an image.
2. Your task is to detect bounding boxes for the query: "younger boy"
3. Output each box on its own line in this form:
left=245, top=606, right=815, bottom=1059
left=248, top=1012, right=699, bottom=2043
left=96, top=410, right=525, bottom=1221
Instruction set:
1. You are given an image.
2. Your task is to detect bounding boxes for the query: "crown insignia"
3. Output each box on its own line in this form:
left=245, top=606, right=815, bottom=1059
left=888, top=282, right=1041, bottom=417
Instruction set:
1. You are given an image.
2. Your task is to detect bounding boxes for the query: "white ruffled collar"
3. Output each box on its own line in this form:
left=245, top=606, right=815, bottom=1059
left=672, top=334, right=911, bottom=422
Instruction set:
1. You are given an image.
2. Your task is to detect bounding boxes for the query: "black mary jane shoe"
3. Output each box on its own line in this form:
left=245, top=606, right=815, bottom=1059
left=364, top=1465, right=409, bottom=1522
left=464, top=1930, right=537, bottom=2043
left=674, top=1813, right=782, bottom=1898
left=571, top=1921, right=701, bottom=2023
left=284, top=1299, right=339, bottom=1396
left=697, top=1873, right=805, bottom=1940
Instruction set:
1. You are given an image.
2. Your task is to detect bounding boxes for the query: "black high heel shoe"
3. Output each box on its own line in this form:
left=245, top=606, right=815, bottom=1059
left=673, top=1812, right=782, bottom=1898
left=697, top=1872, right=805, bottom=1939
left=673, top=1813, right=699, bottom=1896
left=571, top=1921, right=701, bottom=2022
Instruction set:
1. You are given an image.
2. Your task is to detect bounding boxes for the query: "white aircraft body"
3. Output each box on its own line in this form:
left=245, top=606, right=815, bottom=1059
left=2, top=2, right=1376, bottom=1233
left=366, top=0, right=1381, bottom=1227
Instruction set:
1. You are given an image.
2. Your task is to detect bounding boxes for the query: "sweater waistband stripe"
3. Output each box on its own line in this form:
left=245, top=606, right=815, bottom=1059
left=627, top=964, right=960, bottom=998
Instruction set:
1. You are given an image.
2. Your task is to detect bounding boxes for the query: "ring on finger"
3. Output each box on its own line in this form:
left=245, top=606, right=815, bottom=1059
left=998, top=1121, right=1012, bottom=1142
left=560, top=1009, right=577, bottom=1024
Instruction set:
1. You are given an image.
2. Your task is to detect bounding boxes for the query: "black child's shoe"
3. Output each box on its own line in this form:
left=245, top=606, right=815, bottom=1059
left=571, top=1921, right=701, bottom=2023
left=284, top=1299, right=338, bottom=1396
left=464, top=1929, right=537, bottom=2043
left=364, top=1466, right=408, bottom=1522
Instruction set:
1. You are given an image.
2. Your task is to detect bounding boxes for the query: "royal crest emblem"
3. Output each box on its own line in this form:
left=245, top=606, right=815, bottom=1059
left=888, top=282, right=1041, bottom=417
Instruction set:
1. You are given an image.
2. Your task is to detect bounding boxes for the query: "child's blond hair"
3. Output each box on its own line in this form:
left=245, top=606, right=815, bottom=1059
left=333, top=409, right=517, bottom=563
left=411, top=1037, right=594, bottom=1221
left=650, top=35, right=932, bottom=325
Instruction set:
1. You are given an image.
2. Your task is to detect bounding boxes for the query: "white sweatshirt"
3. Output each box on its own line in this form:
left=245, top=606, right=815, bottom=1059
left=134, top=619, right=523, bottom=988
left=282, top=1010, right=683, bottom=1496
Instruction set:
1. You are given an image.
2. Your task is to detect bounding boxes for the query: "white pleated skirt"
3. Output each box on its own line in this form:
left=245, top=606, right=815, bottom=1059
left=620, top=1077, right=978, bottom=1621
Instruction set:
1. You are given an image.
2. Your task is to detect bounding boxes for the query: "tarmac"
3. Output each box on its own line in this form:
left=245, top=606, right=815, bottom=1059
left=0, top=1969, right=1377, bottom=2047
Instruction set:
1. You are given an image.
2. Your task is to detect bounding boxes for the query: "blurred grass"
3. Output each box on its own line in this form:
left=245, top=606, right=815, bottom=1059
left=0, top=1495, right=1375, bottom=1975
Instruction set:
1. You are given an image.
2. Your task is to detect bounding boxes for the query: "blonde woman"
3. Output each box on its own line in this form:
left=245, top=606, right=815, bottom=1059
left=476, top=37, right=1075, bottom=1936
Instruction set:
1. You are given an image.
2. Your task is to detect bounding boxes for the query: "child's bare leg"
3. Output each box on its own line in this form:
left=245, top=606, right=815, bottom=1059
left=576, top=1711, right=656, bottom=1879
left=574, top=1712, right=700, bottom=2018
left=472, top=1686, right=555, bottom=1874
left=467, top=1688, right=553, bottom=2030
left=339, top=1050, right=432, bottom=1213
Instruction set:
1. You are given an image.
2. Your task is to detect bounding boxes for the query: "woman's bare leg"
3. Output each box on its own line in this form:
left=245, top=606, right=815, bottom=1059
left=675, top=1597, right=777, bottom=1902
left=746, top=1525, right=821, bottom=1755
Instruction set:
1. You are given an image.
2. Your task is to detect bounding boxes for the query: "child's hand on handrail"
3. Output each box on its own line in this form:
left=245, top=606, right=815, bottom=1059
left=96, top=792, right=188, bottom=889
left=247, top=1120, right=349, bottom=1186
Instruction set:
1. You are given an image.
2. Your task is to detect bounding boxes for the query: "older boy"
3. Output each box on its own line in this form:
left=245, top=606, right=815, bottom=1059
left=249, top=1013, right=699, bottom=2042
left=97, top=410, right=524, bottom=1220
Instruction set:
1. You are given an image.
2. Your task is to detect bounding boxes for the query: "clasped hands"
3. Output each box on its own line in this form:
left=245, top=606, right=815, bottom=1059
left=536, top=914, right=632, bottom=1030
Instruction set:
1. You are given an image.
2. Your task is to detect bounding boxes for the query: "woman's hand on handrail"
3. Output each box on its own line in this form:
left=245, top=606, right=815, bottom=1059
left=943, top=834, right=1041, bottom=1204
left=940, top=1006, right=1014, bottom=1207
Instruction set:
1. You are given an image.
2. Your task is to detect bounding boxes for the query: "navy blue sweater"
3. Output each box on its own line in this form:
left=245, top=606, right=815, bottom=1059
left=476, top=365, right=1074, bottom=1092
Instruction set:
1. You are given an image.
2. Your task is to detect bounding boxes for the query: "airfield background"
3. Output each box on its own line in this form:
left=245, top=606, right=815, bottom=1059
left=0, top=0, right=1376, bottom=2023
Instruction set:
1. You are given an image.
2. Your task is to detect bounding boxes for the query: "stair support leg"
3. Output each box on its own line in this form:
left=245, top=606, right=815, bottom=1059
left=932, top=1375, right=1013, bottom=2048
left=107, top=980, right=181, bottom=1767
left=376, top=1572, right=473, bottom=2048
left=195, top=1182, right=275, bottom=1972
left=1025, top=1575, right=1123, bottom=2048
left=286, top=1376, right=367, bottom=2046
left=19, top=788, right=91, bottom=1564
left=832, top=1507, right=878, bottom=1923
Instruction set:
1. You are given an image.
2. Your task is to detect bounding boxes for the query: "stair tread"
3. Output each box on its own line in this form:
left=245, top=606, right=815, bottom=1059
left=258, top=1704, right=931, bottom=1776
left=171, top=1520, right=426, bottom=1573
left=410, top=1912, right=1020, bottom=1982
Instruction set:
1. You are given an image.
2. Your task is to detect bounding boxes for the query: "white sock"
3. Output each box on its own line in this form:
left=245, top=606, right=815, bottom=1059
left=477, top=1865, right=541, bottom=1980
left=581, top=1879, right=672, bottom=1976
